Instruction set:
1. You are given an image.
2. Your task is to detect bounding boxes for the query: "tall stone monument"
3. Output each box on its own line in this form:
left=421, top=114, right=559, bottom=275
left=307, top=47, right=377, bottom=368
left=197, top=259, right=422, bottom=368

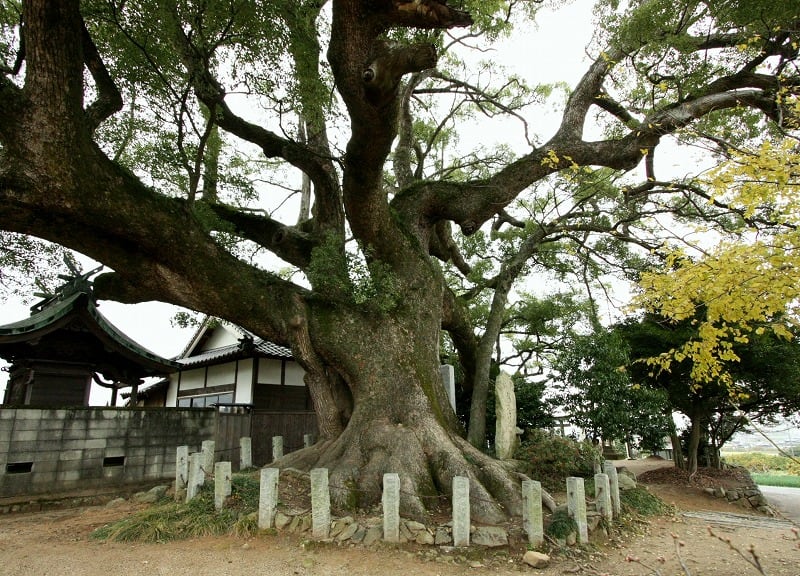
left=494, top=371, right=517, bottom=459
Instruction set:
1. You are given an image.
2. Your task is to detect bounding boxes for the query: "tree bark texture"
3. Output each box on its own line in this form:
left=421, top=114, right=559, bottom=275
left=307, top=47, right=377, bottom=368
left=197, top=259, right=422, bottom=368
left=2, top=0, right=796, bottom=521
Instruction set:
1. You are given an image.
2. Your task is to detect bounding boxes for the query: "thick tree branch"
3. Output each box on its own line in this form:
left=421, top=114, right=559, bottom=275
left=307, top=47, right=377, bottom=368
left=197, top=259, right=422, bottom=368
left=558, top=48, right=626, bottom=141
left=163, top=6, right=341, bottom=222
left=206, top=203, right=315, bottom=269
left=441, top=287, right=478, bottom=394
left=81, top=21, right=123, bottom=132
left=429, top=220, right=471, bottom=275
left=386, top=0, right=473, bottom=29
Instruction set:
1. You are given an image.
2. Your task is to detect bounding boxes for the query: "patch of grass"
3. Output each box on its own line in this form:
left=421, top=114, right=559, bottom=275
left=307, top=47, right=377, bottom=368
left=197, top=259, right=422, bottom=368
left=92, top=473, right=262, bottom=543
left=751, top=473, right=800, bottom=488
left=619, top=486, right=670, bottom=517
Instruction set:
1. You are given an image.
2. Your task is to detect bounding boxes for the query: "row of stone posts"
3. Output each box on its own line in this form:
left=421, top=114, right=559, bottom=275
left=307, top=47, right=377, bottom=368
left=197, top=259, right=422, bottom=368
left=565, top=461, right=621, bottom=544
left=174, top=442, right=621, bottom=546
left=176, top=434, right=314, bottom=491
left=254, top=467, right=547, bottom=547
left=175, top=435, right=311, bottom=505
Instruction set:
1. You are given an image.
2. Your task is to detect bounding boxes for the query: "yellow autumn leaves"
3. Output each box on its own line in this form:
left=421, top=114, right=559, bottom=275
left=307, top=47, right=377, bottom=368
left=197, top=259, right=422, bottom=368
left=633, top=135, right=800, bottom=386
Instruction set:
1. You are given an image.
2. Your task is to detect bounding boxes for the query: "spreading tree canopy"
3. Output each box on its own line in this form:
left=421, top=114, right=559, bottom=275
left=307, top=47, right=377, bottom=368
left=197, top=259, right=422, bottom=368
left=1, top=0, right=798, bottom=520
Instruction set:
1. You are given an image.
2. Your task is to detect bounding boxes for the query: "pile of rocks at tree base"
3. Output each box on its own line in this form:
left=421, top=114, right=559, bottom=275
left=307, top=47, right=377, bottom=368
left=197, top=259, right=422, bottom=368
left=266, top=512, right=556, bottom=569
left=637, top=464, right=776, bottom=515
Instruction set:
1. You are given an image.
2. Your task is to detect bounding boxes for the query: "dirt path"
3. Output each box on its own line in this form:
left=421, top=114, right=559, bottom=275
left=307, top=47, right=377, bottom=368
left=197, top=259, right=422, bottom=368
left=1, top=459, right=798, bottom=576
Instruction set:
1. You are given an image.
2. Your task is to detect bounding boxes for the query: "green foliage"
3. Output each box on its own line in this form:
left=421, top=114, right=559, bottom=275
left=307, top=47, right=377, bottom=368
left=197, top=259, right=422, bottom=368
left=723, top=452, right=800, bottom=476
left=618, top=313, right=800, bottom=447
left=515, top=430, right=601, bottom=491
left=545, top=507, right=578, bottom=540
left=0, top=233, right=77, bottom=302
left=307, top=235, right=401, bottom=313
left=92, top=474, right=261, bottom=543
left=349, top=252, right=401, bottom=313
left=551, top=327, right=672, bottom=443
left=307, top=232, right=351, bottom=296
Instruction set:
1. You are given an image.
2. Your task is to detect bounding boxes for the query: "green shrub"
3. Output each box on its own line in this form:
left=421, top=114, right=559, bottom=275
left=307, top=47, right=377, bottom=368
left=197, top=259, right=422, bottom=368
left=545, top=508, right=578, bottom=540
left=515, top=430, right=601, bottom=491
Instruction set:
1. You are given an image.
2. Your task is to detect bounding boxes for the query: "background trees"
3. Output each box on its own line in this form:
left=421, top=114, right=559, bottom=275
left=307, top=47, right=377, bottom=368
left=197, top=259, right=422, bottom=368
left=1, top=0, right=798, bottom=517
left=618, top=315, right=800, bottom=472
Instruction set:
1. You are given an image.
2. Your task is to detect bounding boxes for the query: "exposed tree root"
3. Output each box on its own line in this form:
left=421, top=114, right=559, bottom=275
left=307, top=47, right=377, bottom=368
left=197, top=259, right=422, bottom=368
left=277, top=415, right=555, bottom=523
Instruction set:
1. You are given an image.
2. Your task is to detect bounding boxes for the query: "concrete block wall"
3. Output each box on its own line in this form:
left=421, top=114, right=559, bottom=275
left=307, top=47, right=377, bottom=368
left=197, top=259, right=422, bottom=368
left=0, top=407, right=216, bottom=498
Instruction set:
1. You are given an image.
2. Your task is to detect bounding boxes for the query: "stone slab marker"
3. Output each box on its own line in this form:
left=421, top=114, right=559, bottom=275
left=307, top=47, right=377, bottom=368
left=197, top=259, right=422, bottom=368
left=303, top=434, right=314, bottom=448
left=214, top=461, right=232, bottom=511
left=201, top=440, right=215, bottom=475
left=566, top=477, right=588, bottom=543
left=594, top=472, right=612, bottom=522
left=186, top=452, right=203, bottom=502
left=382, top=473, right=400, bottom=542
left=272, top=436, right=284, bottom=461
left=603, top=461, right=621, bottom=517
left=175, top=445, right=189, bottom=499
left=439, top=364, right=457, bottom=413
left=522, top=479, right=544, bottom=547
left=259, top=468, right=280, bottom=529
left=494, top=371, right=517, bottom=459
left=452, top=476, right=470, bottom=547
left=240, top=437, right=252, bottom=470
left=311, top=468, right=330, bottom=539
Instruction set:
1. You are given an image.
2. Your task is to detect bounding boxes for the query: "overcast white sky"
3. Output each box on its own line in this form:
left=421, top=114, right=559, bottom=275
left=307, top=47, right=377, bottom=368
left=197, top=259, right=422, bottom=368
left=0, top=0, right=604, bottom=403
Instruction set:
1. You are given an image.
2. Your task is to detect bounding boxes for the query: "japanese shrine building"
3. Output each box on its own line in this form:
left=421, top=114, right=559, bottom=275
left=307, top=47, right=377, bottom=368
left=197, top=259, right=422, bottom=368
left=0, top=275, right=178, bottom=407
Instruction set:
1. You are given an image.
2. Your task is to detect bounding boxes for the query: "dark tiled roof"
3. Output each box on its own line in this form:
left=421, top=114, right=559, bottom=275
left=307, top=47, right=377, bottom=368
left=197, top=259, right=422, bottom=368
left=255, top=339, right=293, bottom=358
left=176, top=320, right=293, bottom=368
left=0, top=290, right=178, bottom=375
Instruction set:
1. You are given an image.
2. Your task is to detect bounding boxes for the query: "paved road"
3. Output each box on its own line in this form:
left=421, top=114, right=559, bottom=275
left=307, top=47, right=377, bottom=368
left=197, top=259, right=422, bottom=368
left=759, top=485, right=800, bottom=524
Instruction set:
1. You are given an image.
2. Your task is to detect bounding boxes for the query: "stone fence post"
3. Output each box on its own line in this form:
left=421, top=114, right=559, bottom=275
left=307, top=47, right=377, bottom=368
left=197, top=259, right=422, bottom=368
left=186, top=452, right=204, bottom=502
left=603, top=461, right=621, bottom=517
left=259, top=468, right=280, bottom=529
left=272, top=436, right=284, bottom=461
left=214, top=461, right=232, bottom=510
left=240, top=437, right=252, bottom=470
left=382, top=473, right=400, bottom=543
left=201, top=440, right=215, bottom=474
left=311, top=468, right=330, bottom=539
left=522, top=479, right=544, bottom=547
left=566, top=476, right=588, bottom=544
left=594, top=472, right=612, bottom=522
left=452, top=476, right=470, bottom=547
left=175, top=445, right=188, bottom=500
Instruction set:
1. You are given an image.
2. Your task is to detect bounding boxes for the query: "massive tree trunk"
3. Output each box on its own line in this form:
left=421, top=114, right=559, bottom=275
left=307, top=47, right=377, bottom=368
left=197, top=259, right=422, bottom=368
left=277, top=272, right=528, bottom=521
left=3, top=0, right=793, bottom=523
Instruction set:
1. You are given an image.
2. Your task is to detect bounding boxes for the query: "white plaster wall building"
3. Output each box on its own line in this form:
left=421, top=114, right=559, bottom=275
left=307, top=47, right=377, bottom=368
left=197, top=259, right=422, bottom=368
left=165, top=319, right=310, bottom=411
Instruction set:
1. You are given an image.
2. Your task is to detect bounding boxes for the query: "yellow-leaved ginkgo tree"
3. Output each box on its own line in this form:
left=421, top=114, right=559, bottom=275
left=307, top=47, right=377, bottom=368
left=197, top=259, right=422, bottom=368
left=634, top=133, right=800, bottom=388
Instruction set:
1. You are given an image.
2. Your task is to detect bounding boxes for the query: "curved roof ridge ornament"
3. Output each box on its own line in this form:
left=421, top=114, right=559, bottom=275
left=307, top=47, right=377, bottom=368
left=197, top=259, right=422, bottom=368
left=30, top=261, right=104, bottom=313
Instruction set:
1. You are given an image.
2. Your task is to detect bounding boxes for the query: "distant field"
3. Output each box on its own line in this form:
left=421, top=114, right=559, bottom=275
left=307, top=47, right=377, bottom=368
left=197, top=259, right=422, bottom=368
left=750, top=473, right=800, bottom=488
left=722, top=451, right=800, bottom=486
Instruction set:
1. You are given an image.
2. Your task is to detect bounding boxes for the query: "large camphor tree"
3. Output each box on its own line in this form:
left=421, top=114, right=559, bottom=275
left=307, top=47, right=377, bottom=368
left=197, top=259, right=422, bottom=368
left=1, top=0, right=798, bottom=520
